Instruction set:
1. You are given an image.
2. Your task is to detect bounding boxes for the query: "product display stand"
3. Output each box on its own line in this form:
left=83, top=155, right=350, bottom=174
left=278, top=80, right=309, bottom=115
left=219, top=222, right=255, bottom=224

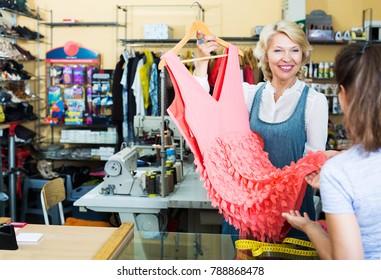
left=43, top=43, right=118, bottom=149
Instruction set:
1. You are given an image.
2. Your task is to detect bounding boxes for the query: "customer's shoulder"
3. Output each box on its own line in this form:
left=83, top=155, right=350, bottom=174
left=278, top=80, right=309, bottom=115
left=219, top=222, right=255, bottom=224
left=323, top=145, right=364, bottom=170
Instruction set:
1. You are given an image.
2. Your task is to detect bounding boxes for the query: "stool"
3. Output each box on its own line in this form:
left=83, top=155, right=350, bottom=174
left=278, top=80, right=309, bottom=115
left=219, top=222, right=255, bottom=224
left=20, top=173, right=73, bottom=224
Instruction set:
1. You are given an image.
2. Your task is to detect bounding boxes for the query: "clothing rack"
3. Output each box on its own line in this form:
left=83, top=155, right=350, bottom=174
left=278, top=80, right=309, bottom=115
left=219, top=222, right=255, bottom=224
left=116, top=45, right=183, bottom=194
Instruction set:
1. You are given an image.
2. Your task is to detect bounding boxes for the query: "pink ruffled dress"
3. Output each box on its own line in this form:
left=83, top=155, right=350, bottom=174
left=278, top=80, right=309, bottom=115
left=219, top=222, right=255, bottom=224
left=161, top=44, right=327, bottom=242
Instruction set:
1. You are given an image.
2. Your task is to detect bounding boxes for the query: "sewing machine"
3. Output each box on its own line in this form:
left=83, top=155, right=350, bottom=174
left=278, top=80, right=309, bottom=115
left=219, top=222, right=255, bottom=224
left=133, top=115, right=186, bottom=161
left=102, top=145, right=144, bottom=196
left=101, top=144, right=168, bottom=235
left=134, top=115, right=181, bottom=141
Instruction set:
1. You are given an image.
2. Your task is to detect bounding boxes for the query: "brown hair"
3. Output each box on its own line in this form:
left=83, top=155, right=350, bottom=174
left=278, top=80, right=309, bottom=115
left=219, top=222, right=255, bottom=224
left=254, top=20, right=312, bottom=81
left=334, top=43, right=381, bottom=151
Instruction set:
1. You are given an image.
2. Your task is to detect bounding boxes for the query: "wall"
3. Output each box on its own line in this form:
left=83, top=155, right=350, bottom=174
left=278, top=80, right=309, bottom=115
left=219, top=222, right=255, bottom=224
left=30, top=0, right=381, bottom=69
left=17, top=0, right=377, bottom=161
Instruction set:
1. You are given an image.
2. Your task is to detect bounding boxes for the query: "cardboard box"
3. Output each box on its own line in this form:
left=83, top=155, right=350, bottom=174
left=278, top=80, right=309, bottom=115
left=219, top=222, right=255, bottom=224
left=144, top=24, right=173, bottom=39
left=283, top=0, right=306, bottom=31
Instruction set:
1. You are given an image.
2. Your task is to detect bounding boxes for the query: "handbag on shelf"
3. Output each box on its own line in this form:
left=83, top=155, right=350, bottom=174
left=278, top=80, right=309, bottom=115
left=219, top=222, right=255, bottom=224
left=235, top=237, right=319, bottom=260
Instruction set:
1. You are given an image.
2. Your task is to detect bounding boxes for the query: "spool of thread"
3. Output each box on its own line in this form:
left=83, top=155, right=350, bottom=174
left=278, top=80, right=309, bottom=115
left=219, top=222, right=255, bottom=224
left=174, top=161, right=183, bottom=181
left=155, top=173, right=161, bottom=195
left=159, top=174, right=168, bottom=197
left=149, top=175, right=155, bottom=194
left=166, top=171, right=174, bottom=193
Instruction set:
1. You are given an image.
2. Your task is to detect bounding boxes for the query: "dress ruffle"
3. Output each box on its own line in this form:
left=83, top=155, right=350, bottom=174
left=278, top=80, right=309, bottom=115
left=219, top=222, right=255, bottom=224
left=194, top=131, right=327, bottom=242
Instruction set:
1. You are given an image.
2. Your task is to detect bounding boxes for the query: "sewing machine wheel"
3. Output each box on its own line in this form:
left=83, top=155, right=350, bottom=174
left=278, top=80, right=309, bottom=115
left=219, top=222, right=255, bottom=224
left=136, top=214, right=159, bottom=231
left=104, top=160, right=122, bottom=176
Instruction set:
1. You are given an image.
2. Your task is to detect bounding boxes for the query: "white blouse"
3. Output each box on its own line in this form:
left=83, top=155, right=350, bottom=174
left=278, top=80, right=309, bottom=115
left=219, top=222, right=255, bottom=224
left=195, top=76, right=328, bottom=154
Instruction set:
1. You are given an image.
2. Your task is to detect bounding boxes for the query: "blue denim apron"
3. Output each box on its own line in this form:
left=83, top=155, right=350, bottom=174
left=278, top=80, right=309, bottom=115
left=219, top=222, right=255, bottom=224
left=249, top=83, right=315, bottom=240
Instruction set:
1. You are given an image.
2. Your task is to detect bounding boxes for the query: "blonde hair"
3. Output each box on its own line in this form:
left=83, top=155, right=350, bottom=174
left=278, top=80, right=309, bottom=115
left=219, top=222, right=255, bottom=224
left=254, top=20, right=312, bottom=81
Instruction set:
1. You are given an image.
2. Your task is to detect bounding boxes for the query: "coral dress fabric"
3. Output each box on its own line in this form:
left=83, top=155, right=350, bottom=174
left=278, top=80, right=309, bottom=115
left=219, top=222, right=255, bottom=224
left=161, top=44, right=327, bottom=242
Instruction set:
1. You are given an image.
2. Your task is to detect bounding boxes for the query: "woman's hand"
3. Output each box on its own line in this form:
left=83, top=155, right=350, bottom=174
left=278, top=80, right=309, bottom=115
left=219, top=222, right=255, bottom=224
left=196, top=31, right=219, bottom=57
left=194, top=31, right=219, bottom=77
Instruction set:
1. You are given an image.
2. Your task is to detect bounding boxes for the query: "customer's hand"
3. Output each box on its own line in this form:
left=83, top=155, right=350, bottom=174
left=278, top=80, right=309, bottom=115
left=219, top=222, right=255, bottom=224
left=305, top=150, right=341, bottom=189
left=282, top=210, right=317, bottom=232
left=305, top=170, right=320, bottom=189
left=324, top=149, right=341, bottom=159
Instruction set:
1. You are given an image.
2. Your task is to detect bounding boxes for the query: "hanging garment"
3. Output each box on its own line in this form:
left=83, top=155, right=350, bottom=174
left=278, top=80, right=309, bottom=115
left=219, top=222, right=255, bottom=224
left=161, top=44, right=327, bottom=242
left=139, top=50, right=154, bottom=110
left=149, top=62, right=159, bottom=116
left=121, top=49, right=135, bottom=142
left=121, top=50, right=130, bottom=142
left=111, top=54, right=125, bottom=123
left=132, top=58, right=145, bottom=116
left=243, top=49, right=256, bottom=84
left=127, top=54, right=143, bottom=123
left=243, top=63, right=255, bottom=84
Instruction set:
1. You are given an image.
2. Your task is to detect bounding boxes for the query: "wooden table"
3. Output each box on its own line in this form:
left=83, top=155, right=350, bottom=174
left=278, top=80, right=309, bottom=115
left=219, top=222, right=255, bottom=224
left=0, top=217, right=11, bottom=224
left=0, top=223, right=133, bottom=260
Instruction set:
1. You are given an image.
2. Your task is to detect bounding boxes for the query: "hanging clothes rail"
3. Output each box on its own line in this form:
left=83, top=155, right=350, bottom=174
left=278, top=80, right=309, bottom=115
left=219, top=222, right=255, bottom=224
left=117, top=3, right=205, bottom=195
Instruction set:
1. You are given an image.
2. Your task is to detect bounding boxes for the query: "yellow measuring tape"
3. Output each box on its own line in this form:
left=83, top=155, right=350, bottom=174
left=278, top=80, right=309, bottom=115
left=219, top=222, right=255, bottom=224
left=235, top=238, right=318, bottom=259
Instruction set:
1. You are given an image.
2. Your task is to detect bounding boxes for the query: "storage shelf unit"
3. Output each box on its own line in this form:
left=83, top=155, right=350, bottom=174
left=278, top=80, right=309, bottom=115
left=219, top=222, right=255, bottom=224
left=120, top=37, right=350, bottom=45
left=43, top=22, right=122, bottom=27
left=0, top=5, right=45, bottom=221
left=41, top=5, right=127, bottom=62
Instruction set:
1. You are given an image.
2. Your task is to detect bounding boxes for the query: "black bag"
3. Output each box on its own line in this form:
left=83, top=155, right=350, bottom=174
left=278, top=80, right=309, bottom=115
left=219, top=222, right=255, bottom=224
left=4, top=102, right=37, bottom=122
left=14, top=124, right=36, bottom=141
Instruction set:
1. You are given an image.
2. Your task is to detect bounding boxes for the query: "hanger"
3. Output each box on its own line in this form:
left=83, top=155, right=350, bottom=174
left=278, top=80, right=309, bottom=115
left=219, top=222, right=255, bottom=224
left=158, top=20, right=244, bottom=70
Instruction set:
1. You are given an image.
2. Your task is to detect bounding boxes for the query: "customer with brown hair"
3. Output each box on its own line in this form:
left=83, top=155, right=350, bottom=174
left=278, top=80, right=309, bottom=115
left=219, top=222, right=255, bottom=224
left=283, top=42, right=381, bottom=260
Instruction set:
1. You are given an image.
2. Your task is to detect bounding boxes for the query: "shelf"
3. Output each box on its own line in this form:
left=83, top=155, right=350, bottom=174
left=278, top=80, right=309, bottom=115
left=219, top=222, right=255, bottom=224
left=120, top=37, right=351, bottom=46
left=59, top=141, right=117, bottom=145
left=0, top=77, right=40, bottom=83
left=0, top=7, right=42, bottom=20
left=305, top=78, right=335, bottom=82
left=43, top=157, right=109, bottom=162
left=121, top=37, right=259, bottom=46
left=40, top=123, right=115, bottom=129
left=307, top=40, right=348, bottom=45
left=0, top=124, right=10, bottom=130
left=42, top=22, right=122, bottom=27
left=0, top=33, right=43, bottom=42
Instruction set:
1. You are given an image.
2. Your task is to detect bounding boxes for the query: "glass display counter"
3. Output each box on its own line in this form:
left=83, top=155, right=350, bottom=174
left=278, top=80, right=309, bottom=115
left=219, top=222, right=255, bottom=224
left=115, top=231, right=236, bottom=260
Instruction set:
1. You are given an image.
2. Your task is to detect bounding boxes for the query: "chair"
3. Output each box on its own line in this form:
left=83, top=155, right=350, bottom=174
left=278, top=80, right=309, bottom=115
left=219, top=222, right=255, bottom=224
left=40, top=177, right=66, bottom=225
left=21, top=173, right=73, bottom=223
left=40, top=177, right=112, bottom=227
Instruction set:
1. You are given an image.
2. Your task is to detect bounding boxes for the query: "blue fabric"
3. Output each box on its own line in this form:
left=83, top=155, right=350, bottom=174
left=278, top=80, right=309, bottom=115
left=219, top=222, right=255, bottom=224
left=249, top=83, right=314, bottom=240
left=149, top=63, right=159, bottom=116
left=222, top=218, right=239, bottom=245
